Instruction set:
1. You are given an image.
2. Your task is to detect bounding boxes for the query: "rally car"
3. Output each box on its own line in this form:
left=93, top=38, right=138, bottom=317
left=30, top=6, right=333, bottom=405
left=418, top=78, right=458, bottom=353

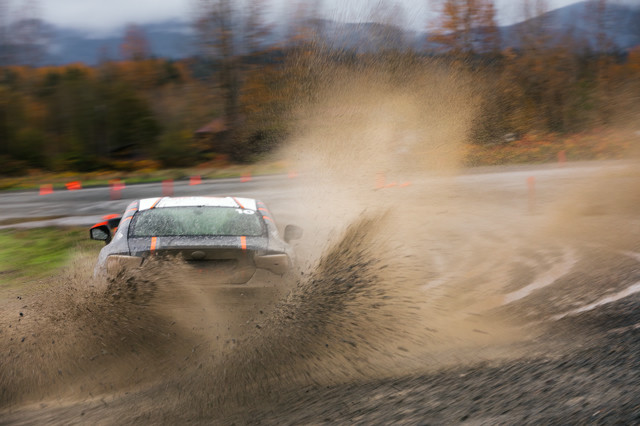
left=89, top=196, right=302, bottom=284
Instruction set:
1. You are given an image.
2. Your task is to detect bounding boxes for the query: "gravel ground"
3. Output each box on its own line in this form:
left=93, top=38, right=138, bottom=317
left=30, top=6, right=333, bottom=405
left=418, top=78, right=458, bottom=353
left=234, top=295, right=640, bottom=425
left=3, top=293, right=639, bottom=425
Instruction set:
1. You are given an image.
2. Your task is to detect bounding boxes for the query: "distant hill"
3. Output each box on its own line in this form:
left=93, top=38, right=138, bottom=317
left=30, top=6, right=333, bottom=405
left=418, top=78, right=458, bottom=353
left=500, top=1, right=640, bottom=51
left=43, top=19, right=196, bottom=65
left=23, top=1, right=640, bottom=66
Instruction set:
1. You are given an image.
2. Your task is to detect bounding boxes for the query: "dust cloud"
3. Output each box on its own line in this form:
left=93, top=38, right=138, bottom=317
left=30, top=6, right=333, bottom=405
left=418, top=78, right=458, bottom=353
left=281, top=61, right=480, bottom=261
left=1, top=254, right=192, bottom=407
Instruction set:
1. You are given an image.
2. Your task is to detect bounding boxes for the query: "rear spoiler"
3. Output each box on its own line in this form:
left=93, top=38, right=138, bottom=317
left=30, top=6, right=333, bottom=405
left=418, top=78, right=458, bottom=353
left=90, top=215, right=122, bottom=244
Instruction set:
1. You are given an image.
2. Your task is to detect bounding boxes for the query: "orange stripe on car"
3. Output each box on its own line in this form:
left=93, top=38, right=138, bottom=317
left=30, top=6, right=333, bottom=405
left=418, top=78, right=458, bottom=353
left=150, top=236, right=157, bottom=252
left=262, top=216, right=273, bottom=222
left=240, top=236, right=246, bottom=250
left=150, top=198, right=162, bottom=209
left=258, top=207, right=269, bottom=212
left=232, top=197, right=245, bottom=209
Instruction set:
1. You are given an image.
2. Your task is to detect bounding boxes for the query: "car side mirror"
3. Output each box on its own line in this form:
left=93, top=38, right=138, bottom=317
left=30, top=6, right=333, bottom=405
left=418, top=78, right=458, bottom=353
left=284, top=224, right=303, bottom=243
left=90, top=225, right=111, bottom=244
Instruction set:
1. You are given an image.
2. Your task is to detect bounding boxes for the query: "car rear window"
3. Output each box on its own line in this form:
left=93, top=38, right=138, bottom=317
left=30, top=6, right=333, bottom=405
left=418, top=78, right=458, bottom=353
left=130, top=207, right=264, bottom=237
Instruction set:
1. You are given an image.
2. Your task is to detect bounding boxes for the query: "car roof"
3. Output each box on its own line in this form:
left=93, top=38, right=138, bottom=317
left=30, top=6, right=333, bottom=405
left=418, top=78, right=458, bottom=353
left=137, top=196, right=258, bottom=212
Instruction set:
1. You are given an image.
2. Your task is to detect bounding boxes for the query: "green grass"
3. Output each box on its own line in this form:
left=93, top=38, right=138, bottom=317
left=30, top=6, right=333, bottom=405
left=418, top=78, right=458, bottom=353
left=0, top=227, right=100, bottom=288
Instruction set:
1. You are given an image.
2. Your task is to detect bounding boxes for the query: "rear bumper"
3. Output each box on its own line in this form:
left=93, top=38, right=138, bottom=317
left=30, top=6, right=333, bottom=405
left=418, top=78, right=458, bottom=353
left=101, top=253, right=289, bottom=285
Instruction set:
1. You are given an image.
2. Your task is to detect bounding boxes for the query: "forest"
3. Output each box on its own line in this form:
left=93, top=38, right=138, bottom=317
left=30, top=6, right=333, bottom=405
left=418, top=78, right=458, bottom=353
left=0, top=0, right=639, bottom=175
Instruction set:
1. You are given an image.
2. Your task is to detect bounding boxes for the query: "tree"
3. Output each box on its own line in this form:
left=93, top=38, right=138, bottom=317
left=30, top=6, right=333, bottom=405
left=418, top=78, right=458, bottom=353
left=243, top=0, right=271, bottom=55
left=196, top=0, right=240, bottom=155
left=515, top=0, right=553, bottom=53
left=284, top=0, right=324, bottom=48
left=0, top=0, right=10, bottom=65
left=428, top=0, right=500, bottom=54
left=0, top=0, right=47, bottom=66
left=195, top=0, right=274, bottom=160
left=108, top=88, right=161, bottom=157
left=585, top=0, right=612, bottom=54
left=584, top=0, right=615, bottom=124
left=120, top=24, right=151, bottom=61
left=367, top=1, right=409, bottom=52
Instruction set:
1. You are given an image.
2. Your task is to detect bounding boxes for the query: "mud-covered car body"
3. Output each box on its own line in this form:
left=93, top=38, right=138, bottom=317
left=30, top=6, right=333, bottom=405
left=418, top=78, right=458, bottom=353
left=90, top=196, right=301, bottom=284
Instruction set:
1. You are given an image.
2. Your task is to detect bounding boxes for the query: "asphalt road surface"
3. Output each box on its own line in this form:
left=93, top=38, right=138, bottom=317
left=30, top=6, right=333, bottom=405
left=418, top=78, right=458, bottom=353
left=0, top=160, right=632, bottom=228
left=0, top=174, right=298, bottom=229
left=1, top=160, right=640, bottom=424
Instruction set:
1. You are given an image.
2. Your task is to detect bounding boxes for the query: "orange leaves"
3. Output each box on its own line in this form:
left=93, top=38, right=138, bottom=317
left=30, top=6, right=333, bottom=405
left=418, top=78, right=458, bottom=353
left=429, top=0, right=500, bottom=53
left=625, top=46, right=640, bottom=73
left=120, top=24, right=151, bottom=61
left=465, top=130, right=632, bottom=167
left=172, top=62, right=193, bottom=84
left=116, top=59, right=161, bottom=90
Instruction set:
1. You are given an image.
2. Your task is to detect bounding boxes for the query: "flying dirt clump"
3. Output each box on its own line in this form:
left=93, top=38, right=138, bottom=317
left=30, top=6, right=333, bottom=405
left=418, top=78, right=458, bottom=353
left=169, top=213, right=435, bottom=418
left=0, top=253, right=199, bottom=408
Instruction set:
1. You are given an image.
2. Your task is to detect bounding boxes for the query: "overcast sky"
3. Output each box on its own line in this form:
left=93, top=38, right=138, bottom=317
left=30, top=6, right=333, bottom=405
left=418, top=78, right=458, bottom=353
left=36, top=0, right=586, bottom=32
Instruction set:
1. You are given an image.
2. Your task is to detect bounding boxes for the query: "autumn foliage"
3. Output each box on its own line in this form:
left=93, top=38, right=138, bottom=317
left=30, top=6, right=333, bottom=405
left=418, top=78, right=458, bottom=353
left=429, top=0, right=501, bottom=53
left=0, top=0, right=639, bottom=176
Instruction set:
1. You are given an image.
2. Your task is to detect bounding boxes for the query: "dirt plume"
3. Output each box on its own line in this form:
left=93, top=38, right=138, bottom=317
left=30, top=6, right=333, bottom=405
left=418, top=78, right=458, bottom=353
left=163, top=62, right=539, bottom=416
left=0, top=252, right=289, bottom=410
left=0, top=254, right=194, bottom=408
left=280, top=60, right=481, bottom=262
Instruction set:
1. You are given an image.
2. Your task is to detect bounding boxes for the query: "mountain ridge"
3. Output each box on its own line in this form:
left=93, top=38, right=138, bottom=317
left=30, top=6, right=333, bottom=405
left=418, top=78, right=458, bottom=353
left=10, top=1, right=640, bottom=65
